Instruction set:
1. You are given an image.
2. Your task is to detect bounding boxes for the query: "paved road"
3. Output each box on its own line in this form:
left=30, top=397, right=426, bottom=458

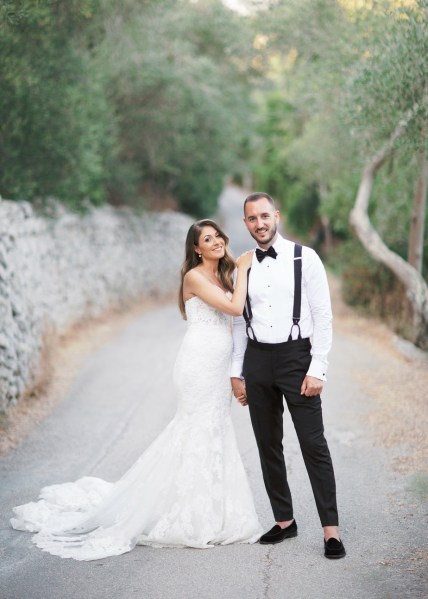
left=0, top=187, right=426, bottom=598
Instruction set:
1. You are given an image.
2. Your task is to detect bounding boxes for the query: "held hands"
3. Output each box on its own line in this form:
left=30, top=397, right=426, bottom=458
left=236, top=250, right=254, bottom=271
left=231, top=377, right=247, bottom=407
left=300, top=375, right=323, bottom=397
left=233, top=374, right=322, bottom=403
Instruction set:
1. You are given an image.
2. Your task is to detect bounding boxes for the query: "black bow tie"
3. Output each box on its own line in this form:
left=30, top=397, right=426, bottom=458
left=255, top=246, right=277, bottom=262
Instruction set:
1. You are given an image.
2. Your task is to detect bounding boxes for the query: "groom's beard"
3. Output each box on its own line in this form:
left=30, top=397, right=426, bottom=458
left=248, top=223, right=278, bottom=247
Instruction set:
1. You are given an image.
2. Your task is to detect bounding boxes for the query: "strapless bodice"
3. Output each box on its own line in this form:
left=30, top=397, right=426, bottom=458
left=185, top=296, right=231, bottom=328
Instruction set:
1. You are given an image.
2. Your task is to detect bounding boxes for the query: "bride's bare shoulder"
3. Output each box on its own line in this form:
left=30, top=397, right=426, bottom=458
left=183, top=268, right=203, bottom=301
left=184, top=268, right=204, bottom=284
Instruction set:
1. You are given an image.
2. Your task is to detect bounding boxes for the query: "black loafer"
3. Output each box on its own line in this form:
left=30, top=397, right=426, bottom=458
left=259, top=520, right=298, bottom=544
left=324, top=537, right=346, bottom=559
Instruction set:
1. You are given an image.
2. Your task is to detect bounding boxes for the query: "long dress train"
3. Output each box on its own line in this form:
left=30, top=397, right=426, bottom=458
left=11, top=296, right=262, bottom=560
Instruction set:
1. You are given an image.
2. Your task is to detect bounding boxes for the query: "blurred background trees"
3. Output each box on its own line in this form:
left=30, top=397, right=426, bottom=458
left=248, top=0, right=427, bottom=345
left=0, top=0, right=255, bottom=215
left=0, top=0, right=114, bottom=209
left=0, top=0, right=427, bottom=344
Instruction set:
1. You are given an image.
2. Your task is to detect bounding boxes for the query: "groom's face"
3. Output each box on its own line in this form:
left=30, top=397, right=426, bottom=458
left=243, top=198, right=280, bottom=248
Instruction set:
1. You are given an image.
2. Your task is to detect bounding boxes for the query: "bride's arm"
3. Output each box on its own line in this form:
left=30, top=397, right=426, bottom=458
left=184, top=256, right=252, bottom=316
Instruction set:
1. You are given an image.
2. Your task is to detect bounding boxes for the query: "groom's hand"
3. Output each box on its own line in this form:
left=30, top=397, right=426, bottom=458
left=231, top=377, right=247, bottom=406
left=300, top=375, right=323, bottom=397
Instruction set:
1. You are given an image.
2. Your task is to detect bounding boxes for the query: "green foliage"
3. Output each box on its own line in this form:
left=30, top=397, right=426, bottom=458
left=249, top=0, right=364, bottom=237
left=251, top=93, right=321, bottom=235
left=100, top=0, right=255, bottom=216
left=249, top=0, right=427, bottom=340
left=0, top=0, right=115, bottom=209
left=346, top=0, right=428, bottom=154
left=321, top=173, right=360, bottom=238
left=0, top=0, right=255, bottom=216
left=251, top=1, right=427, bottom=242
left=285, top=182, right=320, bottom=236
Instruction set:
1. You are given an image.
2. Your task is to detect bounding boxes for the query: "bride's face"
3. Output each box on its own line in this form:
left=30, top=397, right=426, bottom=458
left=195, top=226, right=226, bottom=261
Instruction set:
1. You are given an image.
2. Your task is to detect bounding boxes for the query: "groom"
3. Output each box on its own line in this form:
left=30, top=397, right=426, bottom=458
left=231, top=192, right=345, bottom=559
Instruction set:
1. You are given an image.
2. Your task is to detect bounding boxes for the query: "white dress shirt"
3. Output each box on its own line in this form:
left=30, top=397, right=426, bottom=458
left=231, top=234, right=332, bottom=381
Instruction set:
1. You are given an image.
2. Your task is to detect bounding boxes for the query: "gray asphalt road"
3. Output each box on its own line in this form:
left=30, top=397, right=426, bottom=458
left=0, top=187, right=427, bottom=599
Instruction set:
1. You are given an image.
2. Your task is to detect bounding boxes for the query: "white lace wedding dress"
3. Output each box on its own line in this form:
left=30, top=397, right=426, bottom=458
left=11, top=296, right=262, bottom=560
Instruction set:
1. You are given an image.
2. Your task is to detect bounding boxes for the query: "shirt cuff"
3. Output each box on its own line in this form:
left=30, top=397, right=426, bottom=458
left=230, top=360, right=244, bottom=379
left=307, top=358, right=328, bottom=382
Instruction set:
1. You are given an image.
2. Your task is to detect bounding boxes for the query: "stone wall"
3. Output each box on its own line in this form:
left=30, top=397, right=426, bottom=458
left=0, top=199, right=192, bottom=411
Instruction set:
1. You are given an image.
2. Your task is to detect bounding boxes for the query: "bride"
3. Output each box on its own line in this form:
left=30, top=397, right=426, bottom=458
left=11, top=219, right=262, bottom=560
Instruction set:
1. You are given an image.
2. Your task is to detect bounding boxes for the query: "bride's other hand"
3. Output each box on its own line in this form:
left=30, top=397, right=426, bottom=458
left=236, top=250, right=253, bottom=271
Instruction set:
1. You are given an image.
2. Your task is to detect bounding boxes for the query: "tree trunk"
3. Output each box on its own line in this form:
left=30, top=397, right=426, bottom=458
left=318, top=183, right=333, bottom=255
left=349, top=120, right=428, bottom=348
left=408, top=151, right=428, bottom=273
left=320, top=215, right=333, bottom=254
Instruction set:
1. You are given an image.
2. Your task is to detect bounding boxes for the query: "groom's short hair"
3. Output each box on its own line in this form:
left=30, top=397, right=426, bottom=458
left=244, top=192, right=276, bottom=213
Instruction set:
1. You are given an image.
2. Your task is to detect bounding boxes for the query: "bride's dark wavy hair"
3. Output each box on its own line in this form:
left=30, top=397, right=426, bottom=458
left=178, top=219, right=235, bottom=319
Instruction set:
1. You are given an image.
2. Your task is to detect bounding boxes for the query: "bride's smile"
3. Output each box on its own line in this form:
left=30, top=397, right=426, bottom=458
left=194, top=226, right=227, bottom=262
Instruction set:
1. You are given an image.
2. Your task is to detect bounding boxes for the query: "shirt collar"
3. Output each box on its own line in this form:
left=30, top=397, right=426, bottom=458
left=256, top=233, right=286, bottom=252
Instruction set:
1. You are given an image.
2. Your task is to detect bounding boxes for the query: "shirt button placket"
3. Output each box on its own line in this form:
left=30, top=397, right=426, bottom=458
left=268, top=272, right=273, bottom=332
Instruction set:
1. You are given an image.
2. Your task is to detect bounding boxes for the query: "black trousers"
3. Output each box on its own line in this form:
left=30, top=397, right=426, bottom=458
left=243, top=337, right=338, bottom=526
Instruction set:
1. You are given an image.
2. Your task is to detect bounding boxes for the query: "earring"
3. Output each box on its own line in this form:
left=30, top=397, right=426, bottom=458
left=197, top=254, right=202, bottom=259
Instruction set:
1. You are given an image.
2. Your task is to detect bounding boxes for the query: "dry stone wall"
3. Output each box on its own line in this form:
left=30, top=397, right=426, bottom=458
left=0, top=199, right=192, bottom=411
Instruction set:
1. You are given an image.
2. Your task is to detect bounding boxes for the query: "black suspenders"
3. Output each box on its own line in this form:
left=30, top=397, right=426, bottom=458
left=289, top=243, right=302, bottom=341
left=243, top=267, right=255, bottom=340
left=242, top=243, right=303, bottom=343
